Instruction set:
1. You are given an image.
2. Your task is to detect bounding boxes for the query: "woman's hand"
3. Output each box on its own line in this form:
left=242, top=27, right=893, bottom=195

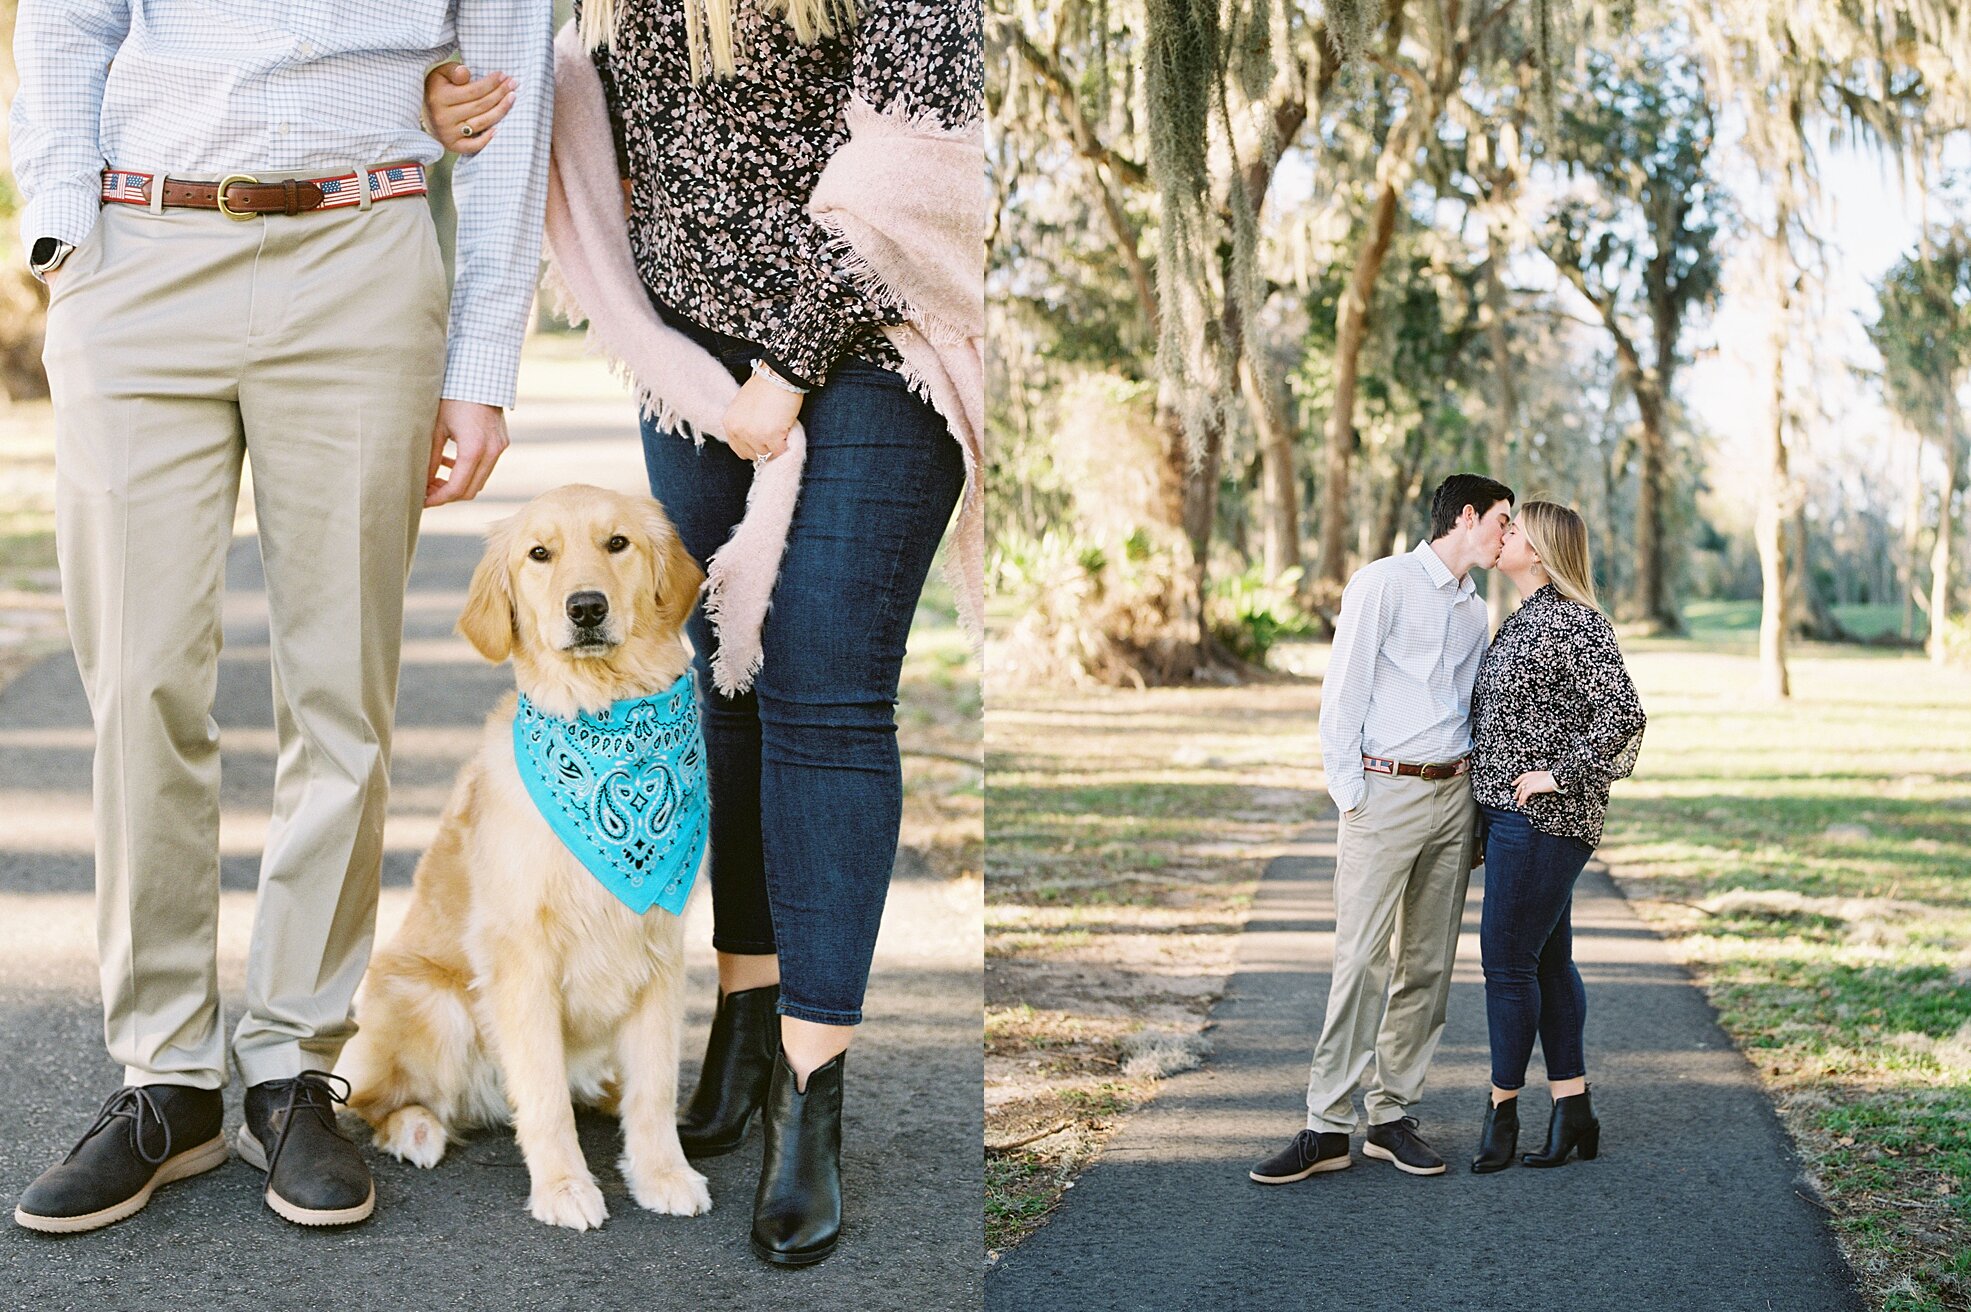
left=1513, top=771, right=1559, bottom=807
left=424, top=63, right=517, bottom=155
left=722, top=372, right=804, bottom=463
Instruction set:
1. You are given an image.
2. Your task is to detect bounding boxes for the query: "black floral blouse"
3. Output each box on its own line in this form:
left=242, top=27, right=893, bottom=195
left=582, top=0, right=984, bottom=387
left=1470, top=585, right=1647, bottom=848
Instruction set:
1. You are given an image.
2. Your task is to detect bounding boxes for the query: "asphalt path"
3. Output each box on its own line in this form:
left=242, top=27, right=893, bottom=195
left=0, top=396, right=983, bottom=1311
left=987, top=828, right=1864, bottom=1312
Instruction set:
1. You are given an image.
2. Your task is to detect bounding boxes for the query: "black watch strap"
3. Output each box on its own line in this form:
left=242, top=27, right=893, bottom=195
left=30, top=236, right=74, bottom=276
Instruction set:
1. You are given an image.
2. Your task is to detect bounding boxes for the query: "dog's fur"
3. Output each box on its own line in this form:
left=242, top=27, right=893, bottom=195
left=336, top=484, right=710, bottom=1231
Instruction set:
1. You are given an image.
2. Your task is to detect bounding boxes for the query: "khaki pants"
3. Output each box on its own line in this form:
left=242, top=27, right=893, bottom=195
left=44, top=195, right=447, bottom=1089
left=1304, top=769, right=1477, bottom=1132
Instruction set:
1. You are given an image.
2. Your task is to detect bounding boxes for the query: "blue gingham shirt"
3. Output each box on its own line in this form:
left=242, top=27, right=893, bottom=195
left=1318, top=540, right=1492, bottom=814
left=8, top=0, right=554, bottom=409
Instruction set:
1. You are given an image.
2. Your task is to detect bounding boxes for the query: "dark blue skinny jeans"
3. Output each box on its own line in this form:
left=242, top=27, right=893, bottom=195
left=1479, top=805, right=1595, bottom=1090
left=639, top=311, right=964, bottom=1027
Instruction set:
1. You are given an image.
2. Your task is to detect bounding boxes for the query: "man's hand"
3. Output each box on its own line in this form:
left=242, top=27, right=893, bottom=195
left=722, top=371, right=804, bottom=463
left=426, top=400, right=509, bottom=506
left=424, top=62, right=516, bottom=155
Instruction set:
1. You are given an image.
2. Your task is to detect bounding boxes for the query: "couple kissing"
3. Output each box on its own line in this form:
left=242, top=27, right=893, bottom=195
left=1250, top=474, right=1648, bottom=1185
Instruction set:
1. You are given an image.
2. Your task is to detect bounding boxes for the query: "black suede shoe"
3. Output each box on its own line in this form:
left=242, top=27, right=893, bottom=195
left=1471, top=1096, right=1519, bottom=1174
left=750, top=1049, right=843, bottom=1267
left=1363, top=1116, right=1447, bottom=1176
left=238, top=1072, right=374, bottom=1226
left=678, top=984, right=780, bottom=1159
left=1248, top=1129, right=1352, bottom=1184
left=14, top=1084, right=227, bottom=1233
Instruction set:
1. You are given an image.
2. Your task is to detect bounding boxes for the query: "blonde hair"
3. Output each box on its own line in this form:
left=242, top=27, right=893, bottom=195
left=581, top=0, right=858, bottom=83
left=1517, top=500, right=1601, bottom=612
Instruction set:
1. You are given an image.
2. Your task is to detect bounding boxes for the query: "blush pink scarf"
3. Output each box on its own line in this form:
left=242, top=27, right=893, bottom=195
left=542, top=21, right=984, bottom=695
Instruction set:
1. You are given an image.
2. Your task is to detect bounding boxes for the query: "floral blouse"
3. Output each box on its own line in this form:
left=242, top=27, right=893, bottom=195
left=1469, top=585, right=1646, bottom=848
left=582, top=0, right=984, bottom=387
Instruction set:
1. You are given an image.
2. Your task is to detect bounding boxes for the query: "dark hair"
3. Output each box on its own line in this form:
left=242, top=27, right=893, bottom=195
left=1429, top=474, right=1515, bottom=540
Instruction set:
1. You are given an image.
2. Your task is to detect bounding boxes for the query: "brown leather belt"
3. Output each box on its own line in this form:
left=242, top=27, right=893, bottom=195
left=1362, top=754, right=1470, bottom=780
left=101, top=163, right=428, bottom=219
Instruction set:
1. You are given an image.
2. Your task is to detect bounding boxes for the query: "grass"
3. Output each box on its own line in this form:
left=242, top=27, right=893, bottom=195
left=1588, top=628, right=1971, bottom=1312
left=983, top=676, right=1322, bottom=1258
left=1682, top=600, right=1913, bottom=642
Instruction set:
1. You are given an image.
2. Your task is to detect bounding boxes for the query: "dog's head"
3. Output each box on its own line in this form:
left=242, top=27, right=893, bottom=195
left=458, top=485, right=704, bottom=689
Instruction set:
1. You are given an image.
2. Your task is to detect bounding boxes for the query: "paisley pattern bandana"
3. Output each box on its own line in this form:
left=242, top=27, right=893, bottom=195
left=512, top=671, right=708, bottom=916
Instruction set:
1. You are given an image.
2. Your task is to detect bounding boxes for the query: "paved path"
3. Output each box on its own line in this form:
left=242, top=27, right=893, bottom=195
left=987, top=825, right=1863, bottom=1312
left=0, top=386, right=982, bottom=1311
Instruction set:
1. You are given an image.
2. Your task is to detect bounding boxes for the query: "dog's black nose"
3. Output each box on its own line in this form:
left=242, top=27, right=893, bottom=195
left=566, top=591, right=609, bottom=628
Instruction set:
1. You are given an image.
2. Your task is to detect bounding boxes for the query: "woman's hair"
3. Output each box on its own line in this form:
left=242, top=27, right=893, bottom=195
left=581, top=0, right=858, bottom=82
left=1517, top=500, right=1601, bottom=612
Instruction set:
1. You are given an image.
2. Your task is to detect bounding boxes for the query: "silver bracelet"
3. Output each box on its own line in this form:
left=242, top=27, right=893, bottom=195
left=749, top=358, right=810, bottom=396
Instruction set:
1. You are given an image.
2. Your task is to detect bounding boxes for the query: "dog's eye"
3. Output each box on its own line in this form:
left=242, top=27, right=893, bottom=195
left=528, top=545, right=551, bottom=562
left=607, top=535, right=630, bottom=553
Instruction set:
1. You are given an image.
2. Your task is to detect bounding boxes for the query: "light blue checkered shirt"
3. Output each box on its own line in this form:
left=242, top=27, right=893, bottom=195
left=9, top=0, right=553, bottom=409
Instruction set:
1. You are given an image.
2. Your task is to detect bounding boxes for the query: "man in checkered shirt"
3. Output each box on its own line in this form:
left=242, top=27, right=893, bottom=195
left=9, top=1, right=551, bottom=1232
left=1250, top=474, right=1514, bottom=1187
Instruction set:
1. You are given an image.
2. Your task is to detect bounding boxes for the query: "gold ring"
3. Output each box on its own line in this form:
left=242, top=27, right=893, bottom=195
left=460, top=122, right=476, bottom=138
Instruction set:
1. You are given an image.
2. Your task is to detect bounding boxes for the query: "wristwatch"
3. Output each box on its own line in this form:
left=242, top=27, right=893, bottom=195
left=30, top=237, right=74, bottom=281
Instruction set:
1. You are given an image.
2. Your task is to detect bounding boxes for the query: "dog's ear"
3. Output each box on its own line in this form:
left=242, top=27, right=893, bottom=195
left=644, top=503, right=705, bottom=638
left=458, top=518, right=518, bottom=663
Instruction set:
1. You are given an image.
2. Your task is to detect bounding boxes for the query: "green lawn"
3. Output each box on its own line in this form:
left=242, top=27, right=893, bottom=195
left=1681, top=599, right=1915, bottom=643
left=1600, top=628, right=1971, bottom=1311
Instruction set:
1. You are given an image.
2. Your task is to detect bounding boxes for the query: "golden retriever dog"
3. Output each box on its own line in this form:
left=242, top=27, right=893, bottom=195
left=336, top=484, right=711, bottom=1231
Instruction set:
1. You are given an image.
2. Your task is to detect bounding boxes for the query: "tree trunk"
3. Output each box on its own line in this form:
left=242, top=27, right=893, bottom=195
left=1317, top=128, right=1411, bottom=622
left=1930, top=421, right=1962, bottom=664
left=1785, top=505, right=1842, bottom=641
left=1481, top=228, right=1516, bottom=633
left=1903, top=421, right=1927, bottom=643
left=1241, top=353, right=1301, bottom=585
left=1630, top=387, right=1681, bottom=633
left=1759, top=232, right=1792, bottom=700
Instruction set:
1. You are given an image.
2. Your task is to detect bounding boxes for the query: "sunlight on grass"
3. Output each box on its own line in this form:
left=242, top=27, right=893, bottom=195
left=1604, top=639, right=1971, bottom=1312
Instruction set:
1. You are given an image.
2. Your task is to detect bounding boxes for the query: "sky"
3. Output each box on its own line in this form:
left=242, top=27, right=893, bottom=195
left=1685, top=130, right=1971, bottom=531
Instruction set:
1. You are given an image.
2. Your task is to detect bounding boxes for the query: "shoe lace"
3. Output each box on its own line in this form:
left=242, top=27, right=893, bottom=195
left=262, top=1071, right=354, bottom=1180
left=66, top=1086, right=173, bottom=1167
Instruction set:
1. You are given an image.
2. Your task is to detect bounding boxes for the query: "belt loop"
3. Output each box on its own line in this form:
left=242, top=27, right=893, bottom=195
left=357, top=163, right=374, bottom=212
left=147, top=172, right=167, bottom=215
left=282, top=178, right=299, bottom=216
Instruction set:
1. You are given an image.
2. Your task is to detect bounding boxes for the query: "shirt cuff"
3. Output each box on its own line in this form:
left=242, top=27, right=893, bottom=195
left=441, top=334, right=522, bottom=411
left=765, top=291, right=862, bottom=389
left=1328, top=779, right=1367, bottom=814
left=21, top=184, right=102, bottom=255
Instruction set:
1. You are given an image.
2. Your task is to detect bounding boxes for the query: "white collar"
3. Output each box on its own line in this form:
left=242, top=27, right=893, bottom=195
left=1413, top=540, right=1476, bottom=596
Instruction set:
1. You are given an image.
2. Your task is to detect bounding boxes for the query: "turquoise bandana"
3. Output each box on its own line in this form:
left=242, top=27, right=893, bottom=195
left=512, top=671, right=708, bottom=916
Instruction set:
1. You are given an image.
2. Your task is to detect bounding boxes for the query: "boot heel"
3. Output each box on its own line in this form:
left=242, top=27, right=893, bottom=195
left=1578, top=1125, right=1600, bottom=1160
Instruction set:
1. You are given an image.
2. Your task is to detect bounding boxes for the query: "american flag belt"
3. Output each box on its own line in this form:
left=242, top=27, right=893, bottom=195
left=1362, top=754, right=1470, bottom=781
left=101, top=163, right=428, bottom=220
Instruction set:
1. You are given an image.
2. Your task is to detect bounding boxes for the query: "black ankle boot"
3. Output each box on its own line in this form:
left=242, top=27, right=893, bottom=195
left=1522, top=1088, right=1599, bottom=1168
left=1471, top=1096, right=1519, bottom=1174
left=678, top=984, right=780, bottom=1158
left=750, top=1048, right=843, bottom=1267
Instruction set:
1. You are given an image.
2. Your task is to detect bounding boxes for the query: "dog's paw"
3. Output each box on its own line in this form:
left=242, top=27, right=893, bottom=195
left=622, top=1154, right=713, bottom=1217
left=529, top=1173, right=609, bottom=1231
left=377, top=1106, right=448, bottom=1169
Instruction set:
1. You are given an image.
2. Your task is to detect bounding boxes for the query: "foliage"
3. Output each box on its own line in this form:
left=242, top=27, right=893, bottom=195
left=1870, top=233, right=1971, bottom=444
left=1205, top=563, right=1314, bottom=661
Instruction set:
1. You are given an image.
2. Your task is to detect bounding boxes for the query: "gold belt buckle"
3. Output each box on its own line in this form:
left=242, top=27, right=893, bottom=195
left=215, top=173, right=261, bottom=221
